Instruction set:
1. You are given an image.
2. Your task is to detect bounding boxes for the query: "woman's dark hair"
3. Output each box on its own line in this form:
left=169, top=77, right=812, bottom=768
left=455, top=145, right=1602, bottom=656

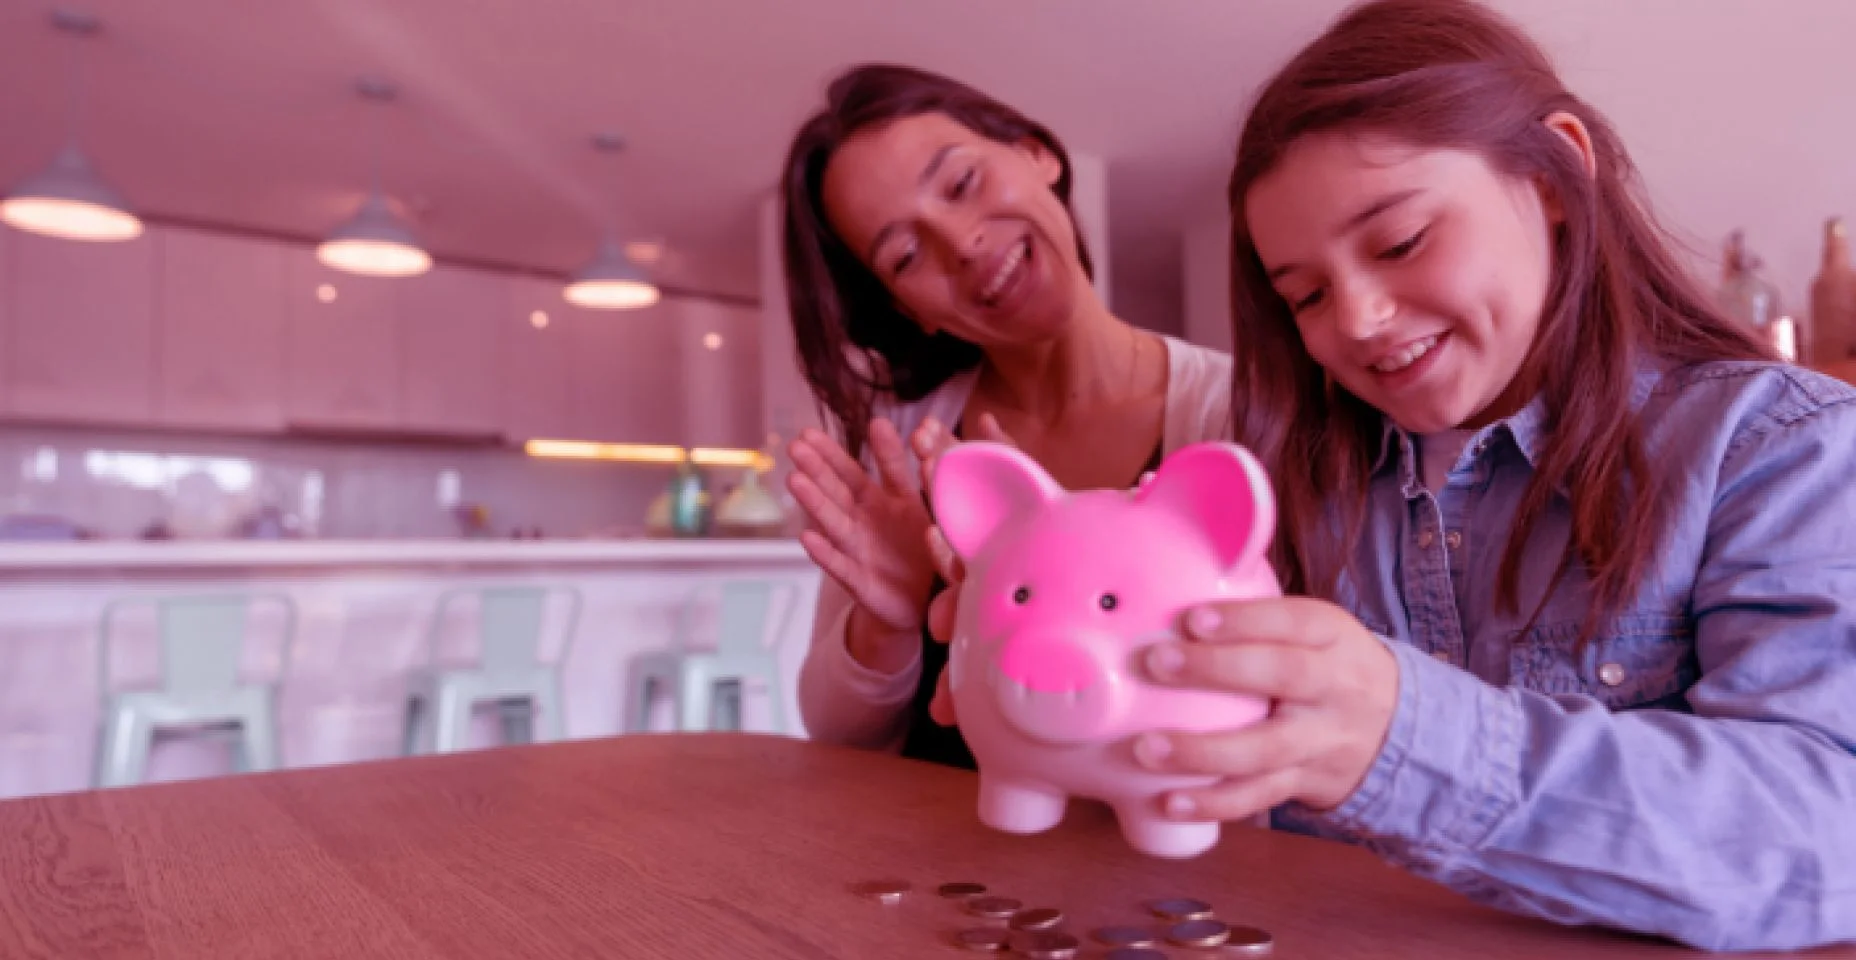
left=780, top=63, right=1093, bottom=458
left=1225, top=0, right=1775, bottom=644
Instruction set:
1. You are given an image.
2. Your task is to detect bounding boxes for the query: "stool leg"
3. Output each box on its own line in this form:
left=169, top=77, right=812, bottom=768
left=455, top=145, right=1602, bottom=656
left=240, top=699, right=280, bottom=773
left=496, top=700, right=532, bottom=744
left=675, top=664, right=712, bottom=733
left=97, top=707, right=154, bottom=788
left=433, top=684, right=473, bottom=753
left=757, top=670, right=787, bottom=737
left=402, top=696, right=425, bottom=756
left=532, top=680, right=566, bottom=743
left=626, top=664, right=660, bottom=733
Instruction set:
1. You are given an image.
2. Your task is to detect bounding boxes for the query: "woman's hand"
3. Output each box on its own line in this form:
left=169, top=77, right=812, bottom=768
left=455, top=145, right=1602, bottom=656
left=1133, top=597, right=1401, bottom=820
left=911, top=412, right=1014, bottom=728
left=786, top=420, right=938, bottom=641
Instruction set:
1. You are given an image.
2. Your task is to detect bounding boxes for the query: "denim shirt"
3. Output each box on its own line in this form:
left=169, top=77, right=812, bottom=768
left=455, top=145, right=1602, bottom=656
left=1271, top=359, right=1856, bottom=952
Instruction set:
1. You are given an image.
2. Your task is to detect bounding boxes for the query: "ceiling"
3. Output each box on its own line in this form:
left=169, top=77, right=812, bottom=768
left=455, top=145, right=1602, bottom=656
left=0, top=0, right=1338, bottom=307
left=1, top=0, right=1852, bottom=321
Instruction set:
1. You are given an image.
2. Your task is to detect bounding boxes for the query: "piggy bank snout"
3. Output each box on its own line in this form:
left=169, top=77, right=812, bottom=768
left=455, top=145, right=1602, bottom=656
left=978, top=628, right=1138, bottom=745
left=997, top=631, right=1108, bottom=693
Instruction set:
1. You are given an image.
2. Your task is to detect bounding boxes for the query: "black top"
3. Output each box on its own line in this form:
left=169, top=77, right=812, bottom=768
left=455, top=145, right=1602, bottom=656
left=899, top=432, right=1166, bottom=771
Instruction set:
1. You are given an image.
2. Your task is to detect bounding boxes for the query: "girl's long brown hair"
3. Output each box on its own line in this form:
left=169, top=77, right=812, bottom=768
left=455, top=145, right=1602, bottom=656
left=1226, top=0, right=1775, bottom=641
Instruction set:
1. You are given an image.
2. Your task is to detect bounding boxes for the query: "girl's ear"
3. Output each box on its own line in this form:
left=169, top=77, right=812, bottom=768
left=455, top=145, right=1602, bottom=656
left=1538, top=111, right=1597, bottom=224
left=1544, top=111, right=1598, bottom=180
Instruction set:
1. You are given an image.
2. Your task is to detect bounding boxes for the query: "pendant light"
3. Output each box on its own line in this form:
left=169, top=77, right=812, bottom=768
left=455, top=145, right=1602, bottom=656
left=1, top=9, right=143, bottom=243
left=564, top=133, right=660, bottom=310
left=316, top=78, right=431, bottom=278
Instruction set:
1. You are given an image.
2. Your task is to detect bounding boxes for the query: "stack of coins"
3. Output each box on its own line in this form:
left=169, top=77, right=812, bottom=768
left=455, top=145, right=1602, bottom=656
left=850, top=877, right=1274, bottom=956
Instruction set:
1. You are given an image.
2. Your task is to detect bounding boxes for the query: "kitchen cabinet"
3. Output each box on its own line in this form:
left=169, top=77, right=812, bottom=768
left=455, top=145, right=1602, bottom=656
left=0, top=223, right=761, bottom=452
left=156, top=226, right=289, bottom=431
left=565, top=301, right=683, bottom=446
left=397, top=264, right=504, bottom=437
left=5, top=225, right=157, bottom=424
left=282, top=252, right=401, bottom=430
left=499, top=277, right=575, bottom=441
left=677, top=299, right=763, bottom=451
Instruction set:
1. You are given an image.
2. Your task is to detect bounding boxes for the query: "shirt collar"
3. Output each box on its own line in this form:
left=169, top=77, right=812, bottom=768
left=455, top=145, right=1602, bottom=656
left=1366, top=354, right=1668, bottom=481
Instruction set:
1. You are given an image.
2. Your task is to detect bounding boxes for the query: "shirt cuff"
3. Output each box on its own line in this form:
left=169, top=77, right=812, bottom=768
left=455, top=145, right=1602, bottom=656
left=1315, top=638, right=1524, bottom=862
left=826, top=601, right=923, bottom=706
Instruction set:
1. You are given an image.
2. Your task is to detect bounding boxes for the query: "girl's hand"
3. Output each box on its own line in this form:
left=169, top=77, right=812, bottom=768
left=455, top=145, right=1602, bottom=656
left=1134, top=597, right=1401, bottom=821
left=785, top=420, right=937, bottom=635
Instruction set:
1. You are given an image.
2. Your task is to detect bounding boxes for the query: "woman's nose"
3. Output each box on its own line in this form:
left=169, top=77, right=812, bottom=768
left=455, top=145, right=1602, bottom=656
left=924, top=213, right=987, bottom=265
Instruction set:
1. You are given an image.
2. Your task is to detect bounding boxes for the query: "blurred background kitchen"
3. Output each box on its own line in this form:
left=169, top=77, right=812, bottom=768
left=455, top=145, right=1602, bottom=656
left=0, top=0, right=1850, bottom=800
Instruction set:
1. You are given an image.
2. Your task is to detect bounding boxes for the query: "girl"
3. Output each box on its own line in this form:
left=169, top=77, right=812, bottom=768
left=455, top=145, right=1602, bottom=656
left=778, top=64, right=1233, bottom=768
left=929, top=0, right=1856, bottom=950
left=1129, top=0, right=1856, bottom=950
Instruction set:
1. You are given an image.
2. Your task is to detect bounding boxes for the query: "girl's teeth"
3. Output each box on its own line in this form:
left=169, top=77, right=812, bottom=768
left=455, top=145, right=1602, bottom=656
left=1374, top=335, right=1439, bottom=374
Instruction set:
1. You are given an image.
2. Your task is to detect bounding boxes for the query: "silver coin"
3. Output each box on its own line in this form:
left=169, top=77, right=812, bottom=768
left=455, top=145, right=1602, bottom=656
left=965, top=895, right=1024, bottom=919
left=1144, top=897, right=1214, bottom=921
left=1221, top=924, right=1274, bottom=955
left=1008, top=907, right=1065, bottom=931
left=1010, top=930, right=1081, bottom=959
left=939, top=881, right=988, bottom=899
left=849, top=878, right=910, bottom=903
left=1093, top=925, right=1161, bottom=948
left=1105, top=949, right=1169, bottom=960
left=953, top=927, right=1012, bottom=952
left=1168, top=918, right=1231, bottom=948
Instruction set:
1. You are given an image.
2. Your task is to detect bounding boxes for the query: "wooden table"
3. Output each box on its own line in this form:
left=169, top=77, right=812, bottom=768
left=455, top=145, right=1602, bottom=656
left=0, top=733, right=1847, bottom=959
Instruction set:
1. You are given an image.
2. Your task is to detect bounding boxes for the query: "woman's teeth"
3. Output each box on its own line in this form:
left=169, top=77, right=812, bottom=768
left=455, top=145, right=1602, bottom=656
left=981, top=239, right=1028, bottom=304
left=1372, top=335, right=1440, bottom=374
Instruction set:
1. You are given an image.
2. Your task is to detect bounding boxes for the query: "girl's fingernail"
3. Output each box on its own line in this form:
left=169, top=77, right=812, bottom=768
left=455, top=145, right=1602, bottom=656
left=1146, top=644, right=1184, bottom=677
left=1166, top=793, right=1197, bottom=818
left=1135, top=732, right=1172, bottom=767
left=1189, top=607, right=1223, bottom=637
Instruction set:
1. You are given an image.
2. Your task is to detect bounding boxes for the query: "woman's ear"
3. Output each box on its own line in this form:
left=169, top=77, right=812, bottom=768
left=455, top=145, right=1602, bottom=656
left=1019, top=137, right=1064, bottom=188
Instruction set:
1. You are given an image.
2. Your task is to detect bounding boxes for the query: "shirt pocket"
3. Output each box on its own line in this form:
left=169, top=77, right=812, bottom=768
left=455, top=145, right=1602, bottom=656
left=1507, top=613, right=1698, bottom=711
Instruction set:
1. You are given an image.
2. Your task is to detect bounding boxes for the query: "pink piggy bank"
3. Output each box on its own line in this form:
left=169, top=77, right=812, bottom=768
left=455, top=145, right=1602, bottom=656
left=928, top=441, right=1279, bottom=859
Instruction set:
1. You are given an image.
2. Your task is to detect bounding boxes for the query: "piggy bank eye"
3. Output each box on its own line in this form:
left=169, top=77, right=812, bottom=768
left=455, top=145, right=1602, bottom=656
left=1012, top=586, right=1031, bottom=604
left=1099, top=593, right=1119, bottom=611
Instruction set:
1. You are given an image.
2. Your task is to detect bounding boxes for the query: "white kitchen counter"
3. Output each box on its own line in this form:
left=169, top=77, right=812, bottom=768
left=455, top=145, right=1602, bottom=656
left=0, top=536, right=808, bottom=573
left=0, top=535, right=823, bottom=801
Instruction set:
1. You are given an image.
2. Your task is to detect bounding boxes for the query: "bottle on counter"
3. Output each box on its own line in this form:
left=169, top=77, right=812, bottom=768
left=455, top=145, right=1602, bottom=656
left=1719, top=230, right=1796, bottom=362
left=667, top=459, right=710, bottom=537
left=1811, top=217, right=1856, bottom=374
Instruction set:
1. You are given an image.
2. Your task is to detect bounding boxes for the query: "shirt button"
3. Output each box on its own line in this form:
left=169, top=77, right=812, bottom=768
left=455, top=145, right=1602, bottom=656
left=1445, top=530, right=1463, bottom=550
left=1417, top=530, right=1435, bottom=548
left=1597, top=662, right=1627, bottom=687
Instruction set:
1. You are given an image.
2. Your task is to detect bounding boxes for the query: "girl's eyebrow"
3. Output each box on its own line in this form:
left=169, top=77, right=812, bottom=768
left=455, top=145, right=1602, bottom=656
left=1266, top=188, right=1423, bottom=282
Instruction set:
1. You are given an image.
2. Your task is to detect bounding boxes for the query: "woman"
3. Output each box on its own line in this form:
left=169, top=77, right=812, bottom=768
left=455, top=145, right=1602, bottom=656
left=926, top=0, right=1856, bottom=950
left=778, top=63, right=1233, bottom=768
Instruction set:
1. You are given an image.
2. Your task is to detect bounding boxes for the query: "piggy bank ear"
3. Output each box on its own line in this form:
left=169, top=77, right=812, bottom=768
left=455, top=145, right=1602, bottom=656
left=1136, top=442, right=1276, bottom=571
left=930, top=443, right=1062, bottom=560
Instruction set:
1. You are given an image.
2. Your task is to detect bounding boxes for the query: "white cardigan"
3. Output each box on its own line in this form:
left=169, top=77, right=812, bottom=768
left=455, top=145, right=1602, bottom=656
left=794, top=335, right=1235, bottom=750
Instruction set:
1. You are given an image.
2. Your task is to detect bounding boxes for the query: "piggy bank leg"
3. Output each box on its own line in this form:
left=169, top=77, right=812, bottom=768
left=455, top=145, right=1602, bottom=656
left=977, top=777, right=1067, bottom=835
left=1115, top=805, right=1220, bottom=859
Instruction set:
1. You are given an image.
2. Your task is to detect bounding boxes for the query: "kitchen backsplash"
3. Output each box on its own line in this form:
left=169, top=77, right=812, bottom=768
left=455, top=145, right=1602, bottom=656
left=0, top=424, right=698, bottom=540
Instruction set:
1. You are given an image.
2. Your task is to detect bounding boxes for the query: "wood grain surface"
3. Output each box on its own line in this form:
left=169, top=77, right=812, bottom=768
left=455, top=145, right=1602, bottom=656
left=0, top=732, right=1846, bottom=959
